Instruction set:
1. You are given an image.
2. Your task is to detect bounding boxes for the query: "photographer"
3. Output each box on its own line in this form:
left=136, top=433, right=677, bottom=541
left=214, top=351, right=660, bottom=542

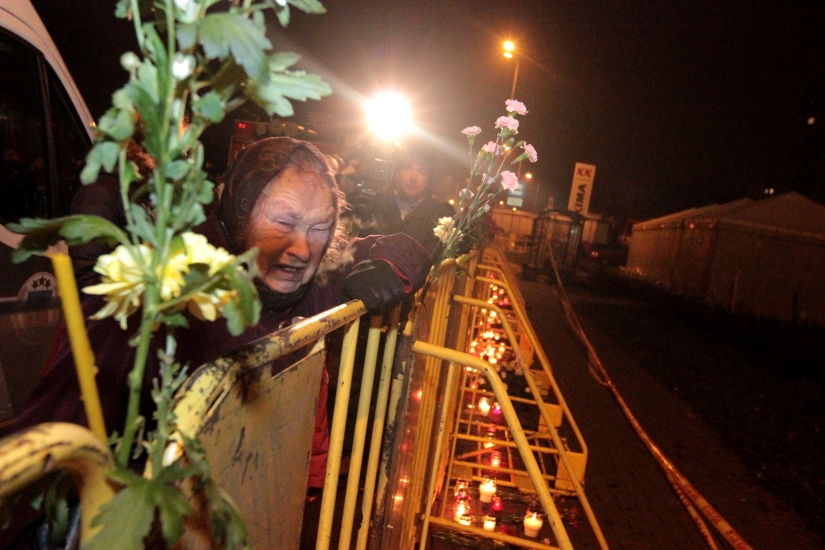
left=344, top=146, right=453, bottom=254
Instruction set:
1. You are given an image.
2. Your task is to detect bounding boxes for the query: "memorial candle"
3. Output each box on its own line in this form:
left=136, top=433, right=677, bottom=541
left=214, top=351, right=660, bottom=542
left=523, top=512, right=543, bottom=537
left=478, top=397, right=491, bottom=416
left=478, top=478, right=497, bottom=503
left=482, top=515, right=497, bottom=531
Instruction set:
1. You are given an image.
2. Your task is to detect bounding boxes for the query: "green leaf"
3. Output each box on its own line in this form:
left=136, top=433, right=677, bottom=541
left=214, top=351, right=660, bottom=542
left=269, top=71, right=332, bottom=100
left=84, top=483, right=154, bottom=550
left=288, top=0, right=326, bottom=15
left=246, top=70, right=331, bottom=116
left=81, top=141, right=120, bottom=184
left=199, top=14, right=272, bottom=80
left=92, top=467, right=193, bottom=549
left=165, top=160, right=192, bottom=181
left=155, top=484, right=192, bottom=544
left=275, top=3, right=290, bottom=27
left=193, top=91, right=225, bottom=123
left=98, top=107, right=135, bottom=142
left=267, top=51, right=300, bottom=72
left=126, top=203, right=158, bottom=247
left=8, top=215, right=129, bottom=262
left=112, top=88, right=135, bottom=111
left=136, top=59, right=160, bottom=104
left=176, top=23, right=197, bottom=50
left=246, top=80, right=294, bottom=116
left=114, top=0, right=131, bottom=18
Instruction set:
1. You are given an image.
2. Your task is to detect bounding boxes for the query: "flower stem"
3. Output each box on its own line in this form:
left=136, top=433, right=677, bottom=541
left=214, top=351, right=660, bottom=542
left=116, top=284, right=159, bottom=467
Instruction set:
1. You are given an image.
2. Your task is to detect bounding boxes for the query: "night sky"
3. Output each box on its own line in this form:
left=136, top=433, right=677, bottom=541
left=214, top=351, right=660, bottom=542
left=31, top=1, right=825, bottom=222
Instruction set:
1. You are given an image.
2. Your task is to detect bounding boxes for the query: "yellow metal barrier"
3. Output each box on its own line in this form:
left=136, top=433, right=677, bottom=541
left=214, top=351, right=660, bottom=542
left=0, top=423, right=115, bottom=544
left=0, top=245, right=604, bottom=549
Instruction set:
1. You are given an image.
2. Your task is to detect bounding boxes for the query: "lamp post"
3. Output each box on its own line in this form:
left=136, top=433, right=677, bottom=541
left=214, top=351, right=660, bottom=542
left=503, top=40, right=520, bottom=99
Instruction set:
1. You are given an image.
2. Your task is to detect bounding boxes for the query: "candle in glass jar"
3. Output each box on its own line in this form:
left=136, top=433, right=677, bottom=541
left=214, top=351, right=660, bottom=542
left=478, top=478, right=497, bottom=502
left=491, top=495, right=503, bottom=512
left=454, top=498, right=469, bottom=521
left=490, top=450, right=502, bottom=468
left=478, top=397, right=491, bottom=416
left=492, top=401, right=502, bottom=416
left=523, top=512, right=543, bottom=537
left=482, top=515, right=496, bottom=531
left=458, top=514, right=472, bottom=526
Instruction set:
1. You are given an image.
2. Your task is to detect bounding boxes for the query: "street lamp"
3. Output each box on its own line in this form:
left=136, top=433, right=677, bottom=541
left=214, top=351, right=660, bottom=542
left=502, top=40, right=520, bottom=99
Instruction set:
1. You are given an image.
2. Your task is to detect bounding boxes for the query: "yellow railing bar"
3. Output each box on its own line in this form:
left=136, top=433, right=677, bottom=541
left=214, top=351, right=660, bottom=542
left=356, top=309, right=402, bottom=550
left=417, top=360, right=458, bottom=550
left=0, top=423, right=115, bottom=543
left=403, top=267, right=458, bottom=547
left=373, top=317, right=416, bottom=526
left=338, top=315, right=384, bottom=550
left=412, top=341, right=573, bottom=550
left=316, top=315, right=361, bottom=550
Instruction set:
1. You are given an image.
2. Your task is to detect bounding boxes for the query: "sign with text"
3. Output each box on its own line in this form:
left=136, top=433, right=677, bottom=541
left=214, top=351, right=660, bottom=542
left=567, top=163, right=596, bottom=215
left=506, top=181, right=525, bottom=207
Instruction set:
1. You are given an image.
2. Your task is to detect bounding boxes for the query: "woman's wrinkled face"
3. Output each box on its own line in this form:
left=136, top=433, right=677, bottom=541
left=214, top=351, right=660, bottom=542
left=245, top=168, right=336, bottom=294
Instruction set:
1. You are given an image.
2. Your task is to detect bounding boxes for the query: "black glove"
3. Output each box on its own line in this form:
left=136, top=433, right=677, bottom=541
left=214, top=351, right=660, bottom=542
left=342, top=259, right=406, bottom=313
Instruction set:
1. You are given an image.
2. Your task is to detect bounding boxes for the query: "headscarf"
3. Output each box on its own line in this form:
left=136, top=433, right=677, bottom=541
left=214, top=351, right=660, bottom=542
left=219, top=136, right=341, bottom=253
left=218, top=137, right=345, bottom=310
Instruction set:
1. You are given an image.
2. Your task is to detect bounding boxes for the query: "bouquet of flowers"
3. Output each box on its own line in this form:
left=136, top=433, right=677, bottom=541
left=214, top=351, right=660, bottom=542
left=429, top=99, right=537, bottom=275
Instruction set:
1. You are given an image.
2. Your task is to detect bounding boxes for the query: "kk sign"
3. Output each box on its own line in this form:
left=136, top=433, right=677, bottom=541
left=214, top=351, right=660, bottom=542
left=567, top=162, right=596, bottom=215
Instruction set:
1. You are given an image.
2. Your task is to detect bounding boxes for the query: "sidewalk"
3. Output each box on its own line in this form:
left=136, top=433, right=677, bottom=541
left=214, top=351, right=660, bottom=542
left=517, top=278, right=823, bottom=550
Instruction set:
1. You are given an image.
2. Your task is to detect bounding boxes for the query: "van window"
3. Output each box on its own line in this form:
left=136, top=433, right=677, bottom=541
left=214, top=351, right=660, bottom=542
left=0, top=28, right=48, bottom=223
left=47, top=64, right=92, bottom=216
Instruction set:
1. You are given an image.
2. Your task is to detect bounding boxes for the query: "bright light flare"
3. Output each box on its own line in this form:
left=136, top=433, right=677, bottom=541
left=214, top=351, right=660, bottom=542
left=365, top=92, right=412, bottom=140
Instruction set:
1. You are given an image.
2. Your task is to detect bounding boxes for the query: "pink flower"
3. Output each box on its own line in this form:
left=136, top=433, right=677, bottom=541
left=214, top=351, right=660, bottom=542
left=500, top=171, right=519, bottom=191
left=495, top=116, right=519, bottom=132
left=505, top=99, right=528, bottom=115
left=481, top=141, right=499, bottom=155
left=459, top=188, right=474, bottom=199
left=523, top=143, right=538, bottom=162
left=461, top=126, right=482, bottom=136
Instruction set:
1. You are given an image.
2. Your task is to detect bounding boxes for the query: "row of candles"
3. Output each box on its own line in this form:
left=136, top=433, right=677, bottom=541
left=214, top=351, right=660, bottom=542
left=453, top=479, right=545, bottom=537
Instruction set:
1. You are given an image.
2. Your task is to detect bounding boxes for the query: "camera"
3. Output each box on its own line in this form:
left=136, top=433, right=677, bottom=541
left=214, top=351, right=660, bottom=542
left=341, top=143, right=398, bottom=234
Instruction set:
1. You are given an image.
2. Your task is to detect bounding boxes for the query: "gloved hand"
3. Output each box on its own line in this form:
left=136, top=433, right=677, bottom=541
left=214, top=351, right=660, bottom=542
left=342, top=259, right=406, bottom=313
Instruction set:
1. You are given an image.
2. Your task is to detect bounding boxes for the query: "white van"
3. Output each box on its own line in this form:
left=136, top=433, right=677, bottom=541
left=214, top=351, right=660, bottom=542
left=0, top=0, right=94, bottom=428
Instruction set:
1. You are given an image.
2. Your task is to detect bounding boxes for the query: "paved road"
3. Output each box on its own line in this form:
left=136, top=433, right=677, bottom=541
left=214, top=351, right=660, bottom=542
left=518, top=278, right=823, bottom=550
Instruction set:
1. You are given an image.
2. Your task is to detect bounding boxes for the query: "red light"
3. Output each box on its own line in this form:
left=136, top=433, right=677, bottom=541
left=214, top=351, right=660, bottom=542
left=237, top=122, right=247, bottom=129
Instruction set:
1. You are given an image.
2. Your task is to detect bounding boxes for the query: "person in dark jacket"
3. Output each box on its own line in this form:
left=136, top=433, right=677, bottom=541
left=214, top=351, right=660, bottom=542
left=7, top=137, right=431, bottom=548
left=364, top=149, right=454, bottom=255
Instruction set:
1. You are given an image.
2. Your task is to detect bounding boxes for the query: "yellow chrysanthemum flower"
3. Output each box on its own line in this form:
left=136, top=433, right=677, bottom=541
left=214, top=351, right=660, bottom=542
left=187, top=288, right=237, bottom=321
left=182, top=232, right=235, bottom=275
left=84, top=244, right=151, bottom=329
